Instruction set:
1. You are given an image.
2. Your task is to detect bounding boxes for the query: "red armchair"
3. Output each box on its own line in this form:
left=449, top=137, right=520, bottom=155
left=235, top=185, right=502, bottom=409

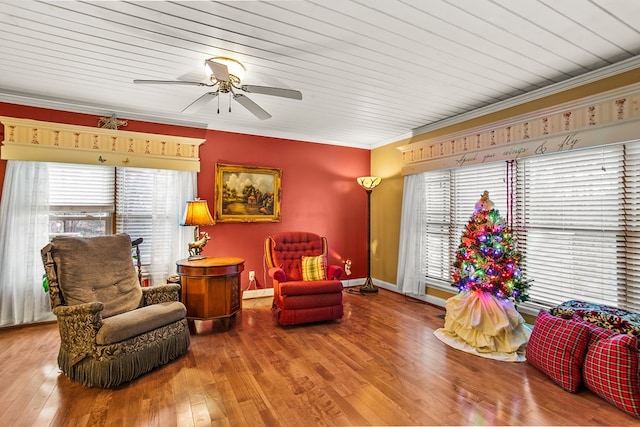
left=265, top=231, right=344, bottom=325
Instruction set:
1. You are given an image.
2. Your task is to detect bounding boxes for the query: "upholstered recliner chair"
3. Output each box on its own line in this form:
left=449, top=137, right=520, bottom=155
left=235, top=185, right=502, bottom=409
left=41, top=234, right=190, bottom=388
left=265, top=231, right=344, bottom=325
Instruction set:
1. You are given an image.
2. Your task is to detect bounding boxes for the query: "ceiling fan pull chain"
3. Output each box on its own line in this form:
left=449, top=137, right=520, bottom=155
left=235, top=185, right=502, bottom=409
left=229, top=92, right=232, bottom=113
left=217, top=94, right=220, bottom=115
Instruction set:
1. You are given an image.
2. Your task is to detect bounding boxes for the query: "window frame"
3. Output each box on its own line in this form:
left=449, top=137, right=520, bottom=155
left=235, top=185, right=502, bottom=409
left=45, top=162, right=193, bottom=286
left=418, top=140, right=640, bottom=312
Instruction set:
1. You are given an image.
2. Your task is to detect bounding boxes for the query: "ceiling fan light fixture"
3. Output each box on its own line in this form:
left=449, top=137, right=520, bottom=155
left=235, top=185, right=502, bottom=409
left=206, top=56, right=246, bottom=82
left=136, top=56, right=301, bottom=120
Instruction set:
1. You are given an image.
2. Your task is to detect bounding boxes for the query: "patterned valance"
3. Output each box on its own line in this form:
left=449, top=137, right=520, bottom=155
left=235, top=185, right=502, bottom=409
left=399, top=83, right=640, bottom=175
left=0, top=117, right=205, bottom=172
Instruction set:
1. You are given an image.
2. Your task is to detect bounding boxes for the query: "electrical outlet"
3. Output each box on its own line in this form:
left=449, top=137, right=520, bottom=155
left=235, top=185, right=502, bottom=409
left=249, top=270, right=255, bottom=281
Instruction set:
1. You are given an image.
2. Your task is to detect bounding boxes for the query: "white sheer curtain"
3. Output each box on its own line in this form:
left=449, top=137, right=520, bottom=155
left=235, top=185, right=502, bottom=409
left=0, top=163, right=196, bottom=326
left=148, top=170, right=196, bottom=285
left=0, top=161, right=54, bottom=326
left=396, top=173, right=426, bottom=296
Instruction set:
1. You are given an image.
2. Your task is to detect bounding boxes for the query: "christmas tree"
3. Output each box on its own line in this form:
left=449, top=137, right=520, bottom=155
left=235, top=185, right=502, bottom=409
left=452, top=191, right=530, bottom=304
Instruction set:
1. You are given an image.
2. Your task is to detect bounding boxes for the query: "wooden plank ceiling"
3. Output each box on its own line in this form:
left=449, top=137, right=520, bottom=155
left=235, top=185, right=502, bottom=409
left=0, top=0, right=639, bottom=149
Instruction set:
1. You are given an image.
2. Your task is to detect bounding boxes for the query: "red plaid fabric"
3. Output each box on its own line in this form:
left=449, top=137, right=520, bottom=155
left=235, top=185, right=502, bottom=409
left=583, top=334, right=640, bottom=418
left=526, top=310, right=591, bottom=392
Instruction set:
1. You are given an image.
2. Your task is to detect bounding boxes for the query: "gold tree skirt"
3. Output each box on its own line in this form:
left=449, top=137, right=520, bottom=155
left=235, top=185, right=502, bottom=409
left=434, top=291, right=531, bottom=362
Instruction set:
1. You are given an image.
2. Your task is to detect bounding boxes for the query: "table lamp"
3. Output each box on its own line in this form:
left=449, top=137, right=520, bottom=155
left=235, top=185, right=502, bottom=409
left=181, top=198, right=215, bottom=260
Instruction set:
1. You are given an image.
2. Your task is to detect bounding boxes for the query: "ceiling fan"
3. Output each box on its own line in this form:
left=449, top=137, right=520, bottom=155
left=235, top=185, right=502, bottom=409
left=133, top=57, right=302, bottom=120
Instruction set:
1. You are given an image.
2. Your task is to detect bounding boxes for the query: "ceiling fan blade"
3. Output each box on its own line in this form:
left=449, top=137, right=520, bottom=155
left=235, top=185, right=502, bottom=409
left=182, top=92, right=219, bottom=114
left=133, top=79, right=210, bottom=86
left=205, top=60, right=230, bottom=82
left=241, top=85, right=302, bottom=100
left=233, top=94, right=271, bottom=120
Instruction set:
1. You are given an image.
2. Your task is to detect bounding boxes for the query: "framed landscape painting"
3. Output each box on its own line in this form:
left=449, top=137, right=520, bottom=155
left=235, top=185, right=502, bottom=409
left=215, top=163, right=282, bottom=223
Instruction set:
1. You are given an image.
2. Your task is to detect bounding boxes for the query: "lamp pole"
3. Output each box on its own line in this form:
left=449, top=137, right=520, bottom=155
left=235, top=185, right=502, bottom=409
left=357, top=176, right=381, bottom=294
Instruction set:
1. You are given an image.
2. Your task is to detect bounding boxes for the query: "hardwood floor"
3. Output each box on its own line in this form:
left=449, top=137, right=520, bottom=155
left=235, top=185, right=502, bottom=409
left=0, top=289, right=637, bottom=426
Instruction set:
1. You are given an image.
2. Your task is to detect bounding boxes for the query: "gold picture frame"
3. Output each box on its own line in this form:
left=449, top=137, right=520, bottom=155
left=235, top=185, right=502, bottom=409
left=215, top=163, right=282, bottom=223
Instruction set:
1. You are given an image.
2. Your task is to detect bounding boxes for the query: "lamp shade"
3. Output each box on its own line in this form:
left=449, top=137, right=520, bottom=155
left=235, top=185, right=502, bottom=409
left=357, top=176, right=382, bottom=190
left=181, top=198, right=215, bottom=226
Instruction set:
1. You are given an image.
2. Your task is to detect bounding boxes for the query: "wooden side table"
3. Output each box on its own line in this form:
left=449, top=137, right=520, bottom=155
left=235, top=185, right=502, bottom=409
left=176, top=257, right=245, bottom=331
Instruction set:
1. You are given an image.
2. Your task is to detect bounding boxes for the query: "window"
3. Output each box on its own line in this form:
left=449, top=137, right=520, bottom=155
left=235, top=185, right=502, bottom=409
left=416, top=141, right=640, bottom=313
left=517, top=146, right=624, bottom=309
left=623, top=143, right=640, bottom=310
left=423, top=170, right=450, bottom=283
left=422, top=162, right=507, bottom=289
left=116, top=167, right=155, bottom=265
left=47, top=163, right=194, bottom=285
left=48, top=164, right=114, bottom=237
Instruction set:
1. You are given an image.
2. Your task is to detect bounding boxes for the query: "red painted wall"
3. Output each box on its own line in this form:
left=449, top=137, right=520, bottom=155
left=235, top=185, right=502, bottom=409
left=0, top=103, right=370, bottom=288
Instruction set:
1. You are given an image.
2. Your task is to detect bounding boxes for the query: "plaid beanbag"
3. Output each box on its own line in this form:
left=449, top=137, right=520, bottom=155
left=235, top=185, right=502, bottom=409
left=583, top=333, right=640, bottom=418
left=526, top=310, right=591, bottom=392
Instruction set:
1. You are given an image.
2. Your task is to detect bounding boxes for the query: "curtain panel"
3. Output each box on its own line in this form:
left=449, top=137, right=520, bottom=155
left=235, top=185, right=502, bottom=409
left=396, top=174, right=426, bottom=296
left=0, top=161, right=54, bottom=326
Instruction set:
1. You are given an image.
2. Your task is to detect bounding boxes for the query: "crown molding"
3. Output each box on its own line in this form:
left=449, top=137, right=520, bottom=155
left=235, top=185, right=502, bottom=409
left=0, top=88, right=211, bottom=131
left=398, top=82, right=640, bottom=175
left=376, top=56, right=640, bottom=149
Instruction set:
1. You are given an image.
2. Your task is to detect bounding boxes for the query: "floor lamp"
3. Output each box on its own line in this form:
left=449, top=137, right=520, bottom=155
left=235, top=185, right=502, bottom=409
left=357, top=176, right=381, bottom=293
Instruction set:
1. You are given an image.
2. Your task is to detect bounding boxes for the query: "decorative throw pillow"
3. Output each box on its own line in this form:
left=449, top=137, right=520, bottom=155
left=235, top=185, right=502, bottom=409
left=583, top=334, right=640, bottom=418
left=301, top=255, right=327, bottom=281
left=551, top=300, right=640, bottom=335
left=526, top=310, right=591, bottom=392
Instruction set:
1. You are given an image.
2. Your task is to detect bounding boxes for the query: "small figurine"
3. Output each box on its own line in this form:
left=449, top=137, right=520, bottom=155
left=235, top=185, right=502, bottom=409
left=188, top=232, right=211, bottom=258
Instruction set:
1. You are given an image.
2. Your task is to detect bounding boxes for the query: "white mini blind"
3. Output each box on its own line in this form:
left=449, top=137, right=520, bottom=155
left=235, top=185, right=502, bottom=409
left=622, top=144, right=640, bottom=312
left=115, top=168, right=155, bottom=265
left=115, top=167, right=191, bottom=279
left=48, top=163, right=114, bottom=209
left=451, top=161, right=509, bottom=240
left=415, top=140, right=640, bottom=311
left=424, top=171, right=450, bottom=283
left=518, top=146, right=624, bottom=308
left=45, top=163, right=190, bottom=284
left=423, top=161, right=507, bottom=287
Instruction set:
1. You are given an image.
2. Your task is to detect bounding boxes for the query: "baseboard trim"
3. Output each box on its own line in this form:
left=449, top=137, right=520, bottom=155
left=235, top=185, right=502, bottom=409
left=241, top=278, right=448, bottom=310
left=242, top=288, right=274, bottom=299
left=371, top=279, right=448, bottom=308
